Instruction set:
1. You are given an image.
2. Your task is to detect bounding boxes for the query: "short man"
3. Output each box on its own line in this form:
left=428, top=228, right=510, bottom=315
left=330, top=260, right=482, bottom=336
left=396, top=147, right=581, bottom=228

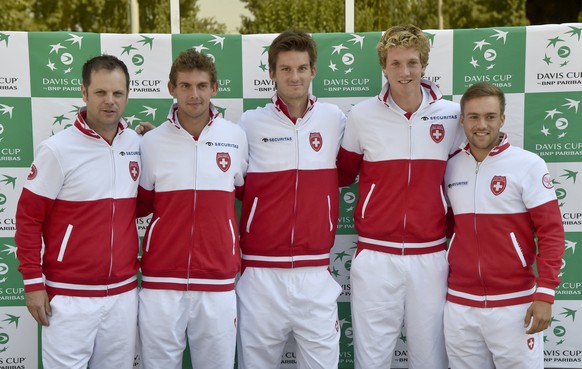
left=337, top=24, right=463, bottom=368
left=236, top=30, right=346, bottom=369
left=443, top=82, right=564, bottom=369
left=15, top=55, right=140, bottom=369
left=137, top=49, right=247, bottom=369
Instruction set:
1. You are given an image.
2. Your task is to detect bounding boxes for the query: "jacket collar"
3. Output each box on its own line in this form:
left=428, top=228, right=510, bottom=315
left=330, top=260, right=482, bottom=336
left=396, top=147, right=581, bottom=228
left=272, top=93, right=317, bottom=123
left=166, top=102, right=220, bottom=130
left=74, top=107, right=127, bottom=140
left=461, top=132, right=511, bottom=158
left=378, top=78, right=442, bottom=108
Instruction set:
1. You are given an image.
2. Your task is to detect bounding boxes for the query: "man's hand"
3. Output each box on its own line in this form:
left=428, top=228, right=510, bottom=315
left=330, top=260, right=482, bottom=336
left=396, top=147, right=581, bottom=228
left=25, top=290, right=51, bottom=326
left=524, top=300, right=551, bottom=334
left=134, top=122, right=155, bottom=135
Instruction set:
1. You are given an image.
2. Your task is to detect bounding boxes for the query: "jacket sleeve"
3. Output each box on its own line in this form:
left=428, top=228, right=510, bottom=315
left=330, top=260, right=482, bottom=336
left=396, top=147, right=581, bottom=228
left=524, top=159, right=564, bottom=304
left=137, top=135, right=155, bottom=217
left=529, top=200, right=564, bottom=303
left=337, top=111, right=363, bottom=187
left=15, top=144, right=63, bottom=293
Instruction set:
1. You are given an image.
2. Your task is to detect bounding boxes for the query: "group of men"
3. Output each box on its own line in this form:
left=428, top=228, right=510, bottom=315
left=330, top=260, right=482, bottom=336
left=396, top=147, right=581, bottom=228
left=15, top=24, right=564, bottom=369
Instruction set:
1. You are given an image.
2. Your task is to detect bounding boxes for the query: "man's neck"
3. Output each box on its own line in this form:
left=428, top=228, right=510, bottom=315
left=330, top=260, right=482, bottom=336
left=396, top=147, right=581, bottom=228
left=280, top=96, right=308, bottom=119
left=177, top=109, right=210, bottom=138
left=85, top=119, right=118, bottom=144
left=391, top=89, right=423, bottom=114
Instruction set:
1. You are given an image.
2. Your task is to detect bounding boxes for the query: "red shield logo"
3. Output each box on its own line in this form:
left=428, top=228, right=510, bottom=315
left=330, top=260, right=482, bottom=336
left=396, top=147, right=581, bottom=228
left=527, top=337, right=534, bottom=350
left=310, top=132, right=323, bottom=152
left=216, top=152, right=231, bottom=172
left=430, top=124, right=445, bottom=143
left=27, top=164, right=38, bottom=180
left=490, top=175, right=506, bottom=196
left=129, top=161, right=139, bottom=181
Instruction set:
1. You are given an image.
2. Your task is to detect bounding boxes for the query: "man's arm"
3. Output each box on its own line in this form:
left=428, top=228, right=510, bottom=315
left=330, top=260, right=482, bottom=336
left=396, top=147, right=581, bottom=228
left=523, top=159, right=565, bottom=334
left=16, top=145, right=63, bottom=324
left=337, top=112, right=363, bottom=187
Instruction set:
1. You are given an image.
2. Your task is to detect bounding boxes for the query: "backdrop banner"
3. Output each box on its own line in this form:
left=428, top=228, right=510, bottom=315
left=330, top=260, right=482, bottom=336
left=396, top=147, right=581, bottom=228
left=0, top=24, right=581, bottom=369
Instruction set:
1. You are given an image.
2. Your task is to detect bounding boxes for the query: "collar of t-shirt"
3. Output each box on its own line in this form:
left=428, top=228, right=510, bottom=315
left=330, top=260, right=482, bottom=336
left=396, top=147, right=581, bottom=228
left=275, top=94, right=314, bottom=124
left=388, top=87, right=429, bottom=121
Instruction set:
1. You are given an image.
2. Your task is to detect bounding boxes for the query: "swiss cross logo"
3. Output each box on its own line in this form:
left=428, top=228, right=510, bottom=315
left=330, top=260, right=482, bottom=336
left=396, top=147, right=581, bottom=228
left=430, top=124, right=445, bottom=143
left=527, top=337, right=535, bottom=350
left=310, top=132, right=323, bottom=152
left=490, top=175, right=506, bottom=196
left=216, top=152, right=231, bottom=172
left=129, top=161, right=139, bottom=181
left=27, top=164, right=38, bottom=180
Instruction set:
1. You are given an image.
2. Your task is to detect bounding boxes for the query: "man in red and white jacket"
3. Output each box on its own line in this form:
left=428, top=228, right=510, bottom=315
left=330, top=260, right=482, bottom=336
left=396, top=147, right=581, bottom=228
left=16, top=55, right=140, bottom=369
left=137, top=50, right=248, bottom=369
left=337, top=25, right=463, bottom=369
left=444, top=82, right=564, bottom=369
left=236, top=31, right=346, bottom=369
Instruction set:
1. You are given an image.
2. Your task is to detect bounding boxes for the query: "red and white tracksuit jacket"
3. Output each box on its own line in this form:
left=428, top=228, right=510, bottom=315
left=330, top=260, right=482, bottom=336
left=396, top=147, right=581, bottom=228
left=138, top=104, right=248, bottom=291
left=238, top=94, right=346, bottom=268
left=337, top=80, right=463, bottom=255
left=16, top=108, right=141, bottom=297
left=444, top=134, right=564, bottom=308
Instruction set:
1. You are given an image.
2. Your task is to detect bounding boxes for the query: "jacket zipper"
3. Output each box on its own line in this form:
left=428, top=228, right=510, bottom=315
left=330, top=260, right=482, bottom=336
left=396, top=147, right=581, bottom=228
left=108, top=145, right=116, bottom=295
left=402, top=116, right=414, bottom=255
left=474, top=160, right=487, bottom=307
left=188, top=138, right=199, bottom=291
left=290, top=121, right=300, bottom=268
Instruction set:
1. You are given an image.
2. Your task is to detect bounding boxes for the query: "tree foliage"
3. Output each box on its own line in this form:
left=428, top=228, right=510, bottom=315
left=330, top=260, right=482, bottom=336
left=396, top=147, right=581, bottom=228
left=239, top=0, right=579, bottom=34
left=1, top=0, right=581, bottom=34
left=0, top=0, right=226, bottom=33
left=239, top=0, right=344, bottom=34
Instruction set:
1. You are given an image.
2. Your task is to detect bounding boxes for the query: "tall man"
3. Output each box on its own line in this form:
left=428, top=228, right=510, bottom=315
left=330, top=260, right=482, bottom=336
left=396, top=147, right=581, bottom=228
left=137, top=49, right=248, bottom=369
left=15, top=55, right=140, bottom=369
left=444, top=82, right=564, bottom=369
left=236, top=30, right=346, bottom=369
left=337, top=24, right=463, bottom=368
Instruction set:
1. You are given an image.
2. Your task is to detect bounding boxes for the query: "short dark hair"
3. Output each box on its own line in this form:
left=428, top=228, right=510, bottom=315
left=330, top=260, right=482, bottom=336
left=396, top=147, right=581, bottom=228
left=169, top=49, right=218, bottom=86
left=461, top=82, right=506, bottom=115
left=268, top=30, right=317, bottom=72
left=82, top=54, right=130, bottom=91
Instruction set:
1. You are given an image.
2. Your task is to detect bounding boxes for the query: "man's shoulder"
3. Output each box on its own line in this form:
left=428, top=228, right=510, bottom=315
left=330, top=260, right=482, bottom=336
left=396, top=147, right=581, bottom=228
left=213, top=117, right=246, bottom=139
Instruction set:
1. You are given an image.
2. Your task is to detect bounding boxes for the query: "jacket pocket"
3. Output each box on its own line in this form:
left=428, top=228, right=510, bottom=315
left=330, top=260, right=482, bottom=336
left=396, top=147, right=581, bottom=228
left=440, top=185, right=448, bottom=213
left=57, top=224, right=73, bottom=262
left=327, top=194, right=333, bottom=232
left=246, top=197, right=258, bottom=233
left=228, top=219, right=236, bottom=255
left=361, top=184, right=376, bottom=219
left=144, top=217, right=160, bottom=253
left=446, top=233, right=456, bottom=262
left=510, top=232, right=527, bottom=268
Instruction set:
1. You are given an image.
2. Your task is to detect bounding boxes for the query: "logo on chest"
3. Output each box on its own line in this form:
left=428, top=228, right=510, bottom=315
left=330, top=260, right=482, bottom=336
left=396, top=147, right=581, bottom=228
left=490, top=175, right=507, bottom=196
left=216, top=152, right=231, bottom=172
left=430, top=124, right=445, bottom=143
left=310, top=132, right=323, bottom=152
left=129, top=161, right=139, bottom=181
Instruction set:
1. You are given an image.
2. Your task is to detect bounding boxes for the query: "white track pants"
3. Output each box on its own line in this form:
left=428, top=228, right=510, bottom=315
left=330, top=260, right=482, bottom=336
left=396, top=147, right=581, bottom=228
left=42, top=289, right=138, bottom=369
left=351, top=249, right=448, bottom=369
left=444, top=301, right=544, bottom=369
left=138, top=289, right=237, bottom=369
left=236, top=267, right=342, bottom=369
